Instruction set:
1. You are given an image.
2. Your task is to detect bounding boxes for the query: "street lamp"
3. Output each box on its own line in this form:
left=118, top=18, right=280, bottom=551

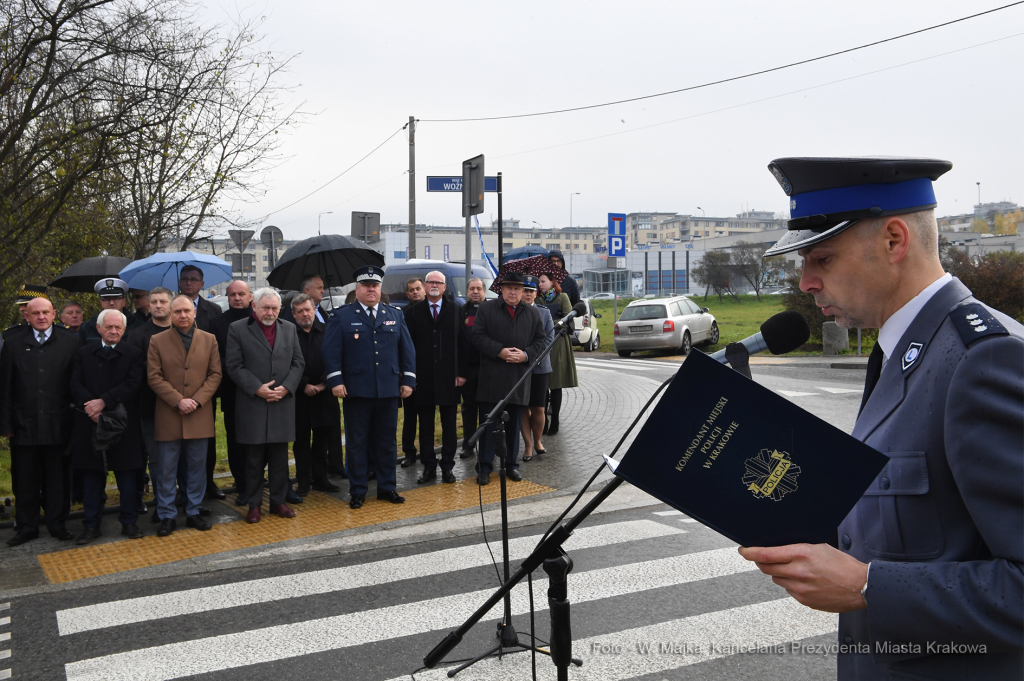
left=318, top=211, right=333, bottom=236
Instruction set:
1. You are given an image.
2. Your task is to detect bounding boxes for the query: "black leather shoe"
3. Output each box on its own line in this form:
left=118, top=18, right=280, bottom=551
left=548, top=415, right=559, bottom=435
left=327, top=467, right=348, bottom=479
left=7, top=531, right=39, bottom=547
left=235, top=493, right=248, bottom=507
left=477, top=472, right=490, bottom=486
left=507, top=469, right=523, bottom=482
left=442, top=470, right=457, bottom=484
left=49, top=527, right=74, bottom=541
left=296, top=484, right=311, bottom=497
left=377, top=490, right=405, bottom=504
left=312, top=481, right=341, bottom=493
left=206, top=485, right=226, bottom=500
left=400, top=454, right=417, bottom=468
left=285, top=488, right=304, bottom=504
left=197, top=506, right=212, bottom=517
left=157, top=518, right=176, bottom=537
left=459, top=445, right=475, bottom=460
left=417, top=469, right=437, bottom=484
left=76, top=527, right=102, bottom=545
left=186, top=515, right=211, bottom=531
left=151, top=508, right=160, bottom=523
left=349, top=494, right=365, bottom=510
left=137, top=501, right=148, bottom=514
left=121, top=523, right=144, bottom=539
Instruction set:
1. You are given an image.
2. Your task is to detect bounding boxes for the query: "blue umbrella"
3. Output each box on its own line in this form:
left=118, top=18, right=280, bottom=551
left=119, top=251, right=233, bottom=290
left=502, top=244, right=549, bottom=264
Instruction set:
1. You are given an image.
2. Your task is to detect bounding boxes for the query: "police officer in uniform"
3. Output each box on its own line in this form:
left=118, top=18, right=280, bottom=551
left=5, top=285, right=49, bottom=339
left=323, top=266, right=415, bottom=509
left=80, top=278, right=142, bottom=343
left=739, top=157, right=1023, bottom=680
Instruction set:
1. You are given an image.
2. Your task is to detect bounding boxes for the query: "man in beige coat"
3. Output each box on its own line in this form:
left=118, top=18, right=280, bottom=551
left=148, top=294, right=222, bottom=537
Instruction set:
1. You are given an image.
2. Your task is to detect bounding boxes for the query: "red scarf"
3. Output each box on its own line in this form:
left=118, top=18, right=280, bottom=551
left=255, top=313, right=276, bottom=348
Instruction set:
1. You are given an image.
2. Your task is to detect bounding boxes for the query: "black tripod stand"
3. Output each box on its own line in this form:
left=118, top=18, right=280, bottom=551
left=446, top=318, right=582, bottom=677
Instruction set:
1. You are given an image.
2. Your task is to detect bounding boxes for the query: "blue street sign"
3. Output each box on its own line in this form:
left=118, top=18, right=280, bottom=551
left=443, top=244, right=450, bottom=262
left=608, top=213, right=627, bottom=257
left=424, top=245, right=431, bottom=259
left=427, top=176, right=499, bottom=192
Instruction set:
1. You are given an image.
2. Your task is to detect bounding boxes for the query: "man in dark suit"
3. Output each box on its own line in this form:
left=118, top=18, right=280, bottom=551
left=405, top=271, right=466, bottom=484
left=741, top=157, right=1024, bottom=680
left=176, top=264, right=225, bottom=499
left=400, top=277, right=426, bottom=468
left=470, top=272, right=546, bottom=485
left=0, top=297, right=79, bottom=545
left=323, top=266, right=415, bottom=509
left=80, top=278, right=143, bottom=343
left=459, top=277, right=485, bottom=459
left=208, top=280, right=255, bottom=505
left=290, top=294, right=341, bottom=496
left=70, top=309, right=146, bottom=544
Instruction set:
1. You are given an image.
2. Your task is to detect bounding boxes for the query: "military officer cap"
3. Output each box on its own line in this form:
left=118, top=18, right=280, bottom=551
left=14, top=284, right=48, bottom=306
left=764, top=156, right=953, bottom=257
left=94, top=277, right=130, bottom=298
left=521, top=274, right=539, bottom=290
left=353, top=265, right=385, bottom=284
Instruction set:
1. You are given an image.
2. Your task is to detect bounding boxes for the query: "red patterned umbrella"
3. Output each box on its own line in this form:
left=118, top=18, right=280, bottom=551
left=490, top=255, right=566, bottom=294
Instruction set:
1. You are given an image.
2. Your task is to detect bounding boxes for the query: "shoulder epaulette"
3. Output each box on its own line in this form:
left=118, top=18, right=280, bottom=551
left=951, top=302, right=1009, bottom=347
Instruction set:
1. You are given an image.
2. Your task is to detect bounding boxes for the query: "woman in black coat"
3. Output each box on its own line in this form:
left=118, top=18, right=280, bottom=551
left=69, top=314, right=145, bottom=543
left=293, top=317, right=341, bottom=495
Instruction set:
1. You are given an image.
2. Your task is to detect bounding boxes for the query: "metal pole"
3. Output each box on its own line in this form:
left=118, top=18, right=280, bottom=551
left=857, top=328, right=862, bottom=356
left=497, top=173, right=503, bottom=266
left=685, top=249, right=690, bottom=294
left=466, top=214, right=472, bottom=285
left=657, top=251, right=663, bottom=297
left=672, top=250, right=676, bottom=294
left=409, top=116, right=416, bottom=259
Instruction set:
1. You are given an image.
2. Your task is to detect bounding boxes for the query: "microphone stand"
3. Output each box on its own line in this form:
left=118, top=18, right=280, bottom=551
left=446, top=312, right=583, bottom=677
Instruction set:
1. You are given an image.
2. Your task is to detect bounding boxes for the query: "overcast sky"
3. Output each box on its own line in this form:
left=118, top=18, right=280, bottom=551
left=204, top=0, right=1023, bottom=240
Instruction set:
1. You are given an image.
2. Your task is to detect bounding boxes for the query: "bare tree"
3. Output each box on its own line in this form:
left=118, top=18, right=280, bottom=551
left=691, top=250, right=740, bottom=302
left=730, top=241, right=783, bottom=300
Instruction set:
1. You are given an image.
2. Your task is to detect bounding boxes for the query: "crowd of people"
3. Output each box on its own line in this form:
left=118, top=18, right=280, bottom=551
left=0, top=252, right=581, bottom=546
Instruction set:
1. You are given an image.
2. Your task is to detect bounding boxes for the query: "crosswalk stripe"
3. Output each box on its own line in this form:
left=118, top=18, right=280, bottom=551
left=64, top=546, right=756, bottom=681
left=777, top=390, right=819, bottom=397
left=653, top=510, right=683, bottom=516
left=57, top=519, right=683, bottom=636
left=0, top=668, right=10, bottom=679
left=391, top=598, right=837, bottom=681
left=574, top=359, right=660, bottom=371
left=0, top=618, right=8, bottom=627
left=0, top=651, right=8, bottom=660
left=817, top=387, right=862, bottom=394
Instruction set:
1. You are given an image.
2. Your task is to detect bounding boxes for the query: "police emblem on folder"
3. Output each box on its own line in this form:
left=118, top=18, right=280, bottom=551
left=612, top=350, right=888, bottom=547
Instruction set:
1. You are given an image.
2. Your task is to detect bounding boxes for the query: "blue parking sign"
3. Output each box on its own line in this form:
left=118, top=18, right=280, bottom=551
left=608, top=213, right=626, bottom=257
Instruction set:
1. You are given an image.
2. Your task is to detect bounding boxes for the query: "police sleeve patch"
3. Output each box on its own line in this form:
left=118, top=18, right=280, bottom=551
left=951, top=302, right=1009, bottom=347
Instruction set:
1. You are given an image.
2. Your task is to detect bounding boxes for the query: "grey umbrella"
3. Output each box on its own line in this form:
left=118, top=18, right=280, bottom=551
left=267, top=234, right=385, bottom=291
left=50, top=256, right=134, bottom=293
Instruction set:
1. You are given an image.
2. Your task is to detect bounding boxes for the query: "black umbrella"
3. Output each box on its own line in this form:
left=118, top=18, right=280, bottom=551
left=50, top=256, right=134, bottom=293
left=267, top=234, right=385, bottom=291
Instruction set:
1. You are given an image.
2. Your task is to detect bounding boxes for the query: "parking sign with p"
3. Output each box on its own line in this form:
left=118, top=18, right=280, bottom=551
left=608, top=213, right=626, bottom=257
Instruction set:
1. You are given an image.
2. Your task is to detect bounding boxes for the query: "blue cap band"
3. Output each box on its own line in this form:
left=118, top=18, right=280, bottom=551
left=790, top=177, right=936, bottom=219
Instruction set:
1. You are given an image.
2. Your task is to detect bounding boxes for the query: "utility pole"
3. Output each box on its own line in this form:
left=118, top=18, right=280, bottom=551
left=408, top=116, right=416, bottom=260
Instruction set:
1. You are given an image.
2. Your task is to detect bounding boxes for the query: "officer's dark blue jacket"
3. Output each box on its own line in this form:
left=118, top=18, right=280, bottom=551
left=323, top=302, right=415, bottom=398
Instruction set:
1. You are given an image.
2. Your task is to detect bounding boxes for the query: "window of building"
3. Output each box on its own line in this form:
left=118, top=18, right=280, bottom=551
left=583, top=244, right=587, bottom=251
left=502, top=242, right=513, bottom=249
left=263, top=255, right=268, bottom=261
left=546, top=243, right=560, bottom=250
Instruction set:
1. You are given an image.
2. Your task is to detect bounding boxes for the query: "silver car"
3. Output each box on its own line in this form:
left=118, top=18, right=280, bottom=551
left=613, top=296, right=719, bottom=357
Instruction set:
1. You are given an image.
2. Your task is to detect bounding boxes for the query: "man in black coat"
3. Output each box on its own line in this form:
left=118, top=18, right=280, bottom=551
left=70, top=309, right=146, bottom=544
left=0, top=298, right=79, bottom=546
left=80, top=278, right=144, bottom=343
left=290, top=294, right=342, bottom=496
left=547, top=250, right=580, bottom=305
left=470, top=273, right=547, bottom=485
left=459, top=277, right=486, bottom=459
left=399, top=277, right=426, bottom=468
left=208, top=280, right=255, bottom=505
left=405, top=271, right=467, bottom=484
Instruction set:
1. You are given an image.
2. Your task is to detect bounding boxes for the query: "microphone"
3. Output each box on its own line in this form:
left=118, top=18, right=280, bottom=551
left=709, top=310, right=810, bottom=363
left=553, top=302, right=589, bottom=330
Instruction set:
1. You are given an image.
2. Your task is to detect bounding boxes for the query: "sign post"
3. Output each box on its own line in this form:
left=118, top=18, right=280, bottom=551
left=462, top=155, right=485, bottom=285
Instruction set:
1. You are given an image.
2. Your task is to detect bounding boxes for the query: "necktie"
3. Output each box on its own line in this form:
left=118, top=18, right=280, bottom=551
left=431, top=304, right=438, bottom=321
left=858, top=344, right=884, bottom=417
left=36, top=332, right=45, bottom=345
left=367, top=306, right=375, bottom=326
left=508, top=305, right=516, bottom=319
left=103, top=345, right=112, bottom=357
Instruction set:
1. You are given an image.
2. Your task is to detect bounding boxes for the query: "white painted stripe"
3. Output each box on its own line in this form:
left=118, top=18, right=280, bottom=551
left=575, top=359, right=658, bottom=371
left=777, top=390, right=819, bottom=397
left=0, top=667, right=10, bottom=679
left=817, top=387, right=862, bottom=394
left=0, top=634, right=7, bottom=642
left=0, top=650, right=8, bottom=659
left=58, top=520, right=682, bottom=636
left=389, top=598, right=837, bottom=681
left=679, top=519, right=698, bottom=523
left=0, top=604, right=7, bottom=611
left=0, top=618, right=8, bottom=626
left=64, top=547, right=756, bottom=681
left=653, top=510, right=683, bottom=516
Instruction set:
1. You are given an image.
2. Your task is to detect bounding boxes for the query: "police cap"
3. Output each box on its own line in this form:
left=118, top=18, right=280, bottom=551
left=521, top=275, right=539, bottom=290
left=353, top=265, right=385, bottom=284
left=14, top=284, right=48, bottom=306
left=764, top=156, right=953, bottom=257
left=94, top=278, right=129, bottom=298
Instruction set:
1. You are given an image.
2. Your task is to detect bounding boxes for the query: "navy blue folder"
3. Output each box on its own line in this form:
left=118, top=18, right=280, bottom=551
left=611, top=350, right=889, bottom=547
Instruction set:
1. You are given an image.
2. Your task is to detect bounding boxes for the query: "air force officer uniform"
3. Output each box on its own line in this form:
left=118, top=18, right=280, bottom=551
left=764, top=157, right=1023, bottom=680
left=323, top=266, right=415, bottom=508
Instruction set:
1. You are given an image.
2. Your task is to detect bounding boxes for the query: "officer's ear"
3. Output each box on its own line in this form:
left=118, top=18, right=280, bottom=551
left=882, top=217, right=911, bottom=264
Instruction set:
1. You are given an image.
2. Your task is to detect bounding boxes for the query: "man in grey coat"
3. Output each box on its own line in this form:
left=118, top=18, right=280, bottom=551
left=740, top=157, right=1023, bottom=680
left=225, top=288, right=305, bottom=524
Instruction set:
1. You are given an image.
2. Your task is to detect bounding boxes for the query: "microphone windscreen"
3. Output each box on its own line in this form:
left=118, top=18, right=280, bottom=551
left=760, top=310, right=811, bottom=355
left=572, top=302, right=588, bottom=316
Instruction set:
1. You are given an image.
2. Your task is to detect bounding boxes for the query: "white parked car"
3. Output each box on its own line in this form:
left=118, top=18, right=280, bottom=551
left=613, top=296, right=719, bottom=357
left=590, top=292, right=616, bottom=300
left=570, top=299, right=602, bottom=352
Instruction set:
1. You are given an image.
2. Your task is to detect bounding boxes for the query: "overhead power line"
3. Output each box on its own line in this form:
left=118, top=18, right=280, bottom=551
left=420, top=2, right=1024, bottom=123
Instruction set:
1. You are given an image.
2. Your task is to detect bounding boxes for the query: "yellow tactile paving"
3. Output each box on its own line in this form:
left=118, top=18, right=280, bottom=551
left=36, top=479, right=554, bottom=584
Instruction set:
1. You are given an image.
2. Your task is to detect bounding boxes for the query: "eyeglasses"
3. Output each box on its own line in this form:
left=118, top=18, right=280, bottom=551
left=179, top=277, right=202, bottom=284
left=425, top=280, right=445, bottom=286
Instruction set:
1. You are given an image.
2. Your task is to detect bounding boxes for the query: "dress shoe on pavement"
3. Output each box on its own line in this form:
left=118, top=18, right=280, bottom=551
left=151, top=508, right=161, bottom=523
left=186, top=515, right=212, bottom=531
left=296, top=484, right=311, bottom=497
left=349, top=494, right=365, bottom=510
left=76, top=527, right=102, bottom=545
left=442, top=470, right=457, bottom=484
left=157, top=518, right=176, bottom=537
left=477, top=472, right=490, bottom=486
left=137, top=501, right=148, bottom=514
left=206, top=485, right=226, bottom=500
left=507, top=469, right=523, bottom=482
left=400, top=454, right=417, bottom=468
left=377, top=491, right=405, bottom=504
left=312, top=481, right=341, bottom=493
left=121, top=523, right=144, bottom=539
left=417, top=469, right=437, bottom=484
left=235, top=493, right=248, bottom=507
left=459, top=445, right=475, bottom=460
left=245, top=507, right=261, bottom=524
left=285, top=488, right=304, bottom=504
left=6, top=531, right=38, bottom=547
left=547, top=415, right=559, bottom=435
left=197, top=506, right=212, bottom=517
left=50, top=527, right=74, bottom=541
left=270, top=504, right=296, bottom=518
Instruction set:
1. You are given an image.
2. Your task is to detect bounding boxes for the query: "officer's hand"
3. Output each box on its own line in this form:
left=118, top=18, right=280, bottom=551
left=400, top=385, right=413, bottom=399
left=738, top=544, right=868, bottom=613
left=455, top=377, right=466, bottom=387
left=256, top=381, right=276, bottom=401
left=304, top=384, right=319, bottom=397
left=84, top=398, right=106, bottom=419
left=498, top=348, right=514, bottom=362
left=332, top=384, right=347, bottom=398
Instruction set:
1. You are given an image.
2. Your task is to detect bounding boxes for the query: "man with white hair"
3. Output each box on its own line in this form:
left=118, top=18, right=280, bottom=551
left=69, top=308, right=146, bottom=544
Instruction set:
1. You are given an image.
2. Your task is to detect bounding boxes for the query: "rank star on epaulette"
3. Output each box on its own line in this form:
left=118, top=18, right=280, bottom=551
left=901, top=342, right=924, bottom=372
